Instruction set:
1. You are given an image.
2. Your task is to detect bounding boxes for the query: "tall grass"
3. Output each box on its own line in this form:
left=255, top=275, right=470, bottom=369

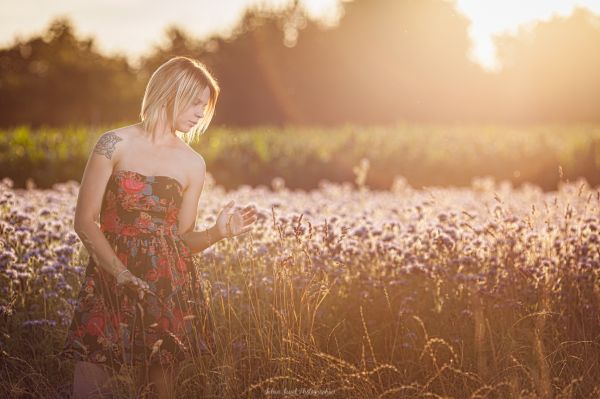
left=0, top=170, right=599, bottom=397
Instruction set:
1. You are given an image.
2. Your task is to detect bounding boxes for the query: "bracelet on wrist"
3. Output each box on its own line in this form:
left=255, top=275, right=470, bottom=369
left=116, top=269, right=131, bottom=280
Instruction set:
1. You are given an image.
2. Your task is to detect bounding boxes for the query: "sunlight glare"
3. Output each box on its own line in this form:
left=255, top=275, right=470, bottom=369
left=455, top=0, right=600, bottom=71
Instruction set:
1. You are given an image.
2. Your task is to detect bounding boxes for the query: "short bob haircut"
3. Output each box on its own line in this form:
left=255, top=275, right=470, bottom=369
left=139, top=56, right=220, bottom=144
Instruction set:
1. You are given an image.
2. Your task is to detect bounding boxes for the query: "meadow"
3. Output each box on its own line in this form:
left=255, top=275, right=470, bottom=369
left=1, top=165, right=599, bottom=398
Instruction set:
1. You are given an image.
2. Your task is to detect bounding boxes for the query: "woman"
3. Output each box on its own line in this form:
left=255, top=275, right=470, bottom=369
left=59, top=56, right=257, bottom=398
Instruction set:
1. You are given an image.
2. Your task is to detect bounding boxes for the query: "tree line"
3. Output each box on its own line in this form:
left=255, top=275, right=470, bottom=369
left=1, top=0, right=599, bottom=127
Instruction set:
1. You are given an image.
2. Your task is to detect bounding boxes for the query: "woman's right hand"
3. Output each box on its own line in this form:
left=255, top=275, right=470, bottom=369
left=116, top=269, right=150, bottom=299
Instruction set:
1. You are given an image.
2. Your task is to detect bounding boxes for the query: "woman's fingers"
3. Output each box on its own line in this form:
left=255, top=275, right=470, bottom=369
left=139, top=279, right=149, bottom=291
left=131, top=277, right=149, bottom=291
left=242, top=210, right=255, bottom=219
left=242, top=206, right=254, bottom=214
left=238, top=205, right=255, bottom=215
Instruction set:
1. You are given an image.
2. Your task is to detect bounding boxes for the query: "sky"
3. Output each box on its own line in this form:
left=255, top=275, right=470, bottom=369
left=2, top=0, right=600, bottom=70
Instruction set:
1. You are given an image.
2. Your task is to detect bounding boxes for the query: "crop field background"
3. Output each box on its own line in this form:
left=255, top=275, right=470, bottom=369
left=1, top=128, right=599, bottom=396
left=2, top=124, right=600, bottom=192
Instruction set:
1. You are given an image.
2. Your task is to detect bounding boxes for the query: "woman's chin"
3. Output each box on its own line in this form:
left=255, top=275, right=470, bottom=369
left=181, top=122, right=196, bottom=133
left=176, top=125, right=192, bottom=133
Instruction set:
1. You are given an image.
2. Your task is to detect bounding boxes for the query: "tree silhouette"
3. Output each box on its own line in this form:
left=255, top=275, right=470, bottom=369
left=493, top=7, right=600, bottom=122
left=0, top=17, right=139, bottom=127
left=1, top=2, right=600, bottom=127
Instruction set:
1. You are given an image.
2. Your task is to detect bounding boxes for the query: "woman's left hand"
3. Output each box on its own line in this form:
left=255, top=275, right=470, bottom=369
left=215, top=200, right=258, bottom=239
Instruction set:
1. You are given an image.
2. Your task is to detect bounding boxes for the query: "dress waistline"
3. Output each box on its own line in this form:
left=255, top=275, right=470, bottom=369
left=101, top=224, right=180, bottom=237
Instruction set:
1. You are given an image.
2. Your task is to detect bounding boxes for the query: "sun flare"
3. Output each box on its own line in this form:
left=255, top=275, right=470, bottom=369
left=455, top=0, right=600, bottom=70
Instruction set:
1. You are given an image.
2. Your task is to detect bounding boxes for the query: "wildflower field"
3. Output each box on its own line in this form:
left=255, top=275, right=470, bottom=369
left=1, top=171, right=599, bottom=398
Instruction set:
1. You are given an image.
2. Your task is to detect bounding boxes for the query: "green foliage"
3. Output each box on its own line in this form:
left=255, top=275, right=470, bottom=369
left=2, top=124, right=600, bottom=191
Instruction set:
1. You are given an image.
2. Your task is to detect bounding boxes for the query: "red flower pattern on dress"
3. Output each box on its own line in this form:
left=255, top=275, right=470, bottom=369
left=146, top=268, right=159, bottom=282
left=118, top=251, right=128, bottom=267
left=157, top=258, right=171, bottom=279
left=137, top=212, right=153, bottom=229
left=176, top=257, right=187, bottom=273
left=122, top=176, right=145, bottom=194
left=86, top=313, right=106, bottom=336
left=166, top=207, right=179, bottom=225
left=102, top=207, right=120, bottom=232
left=60, top=169, right=216, bottom=372
left=121, top=225, right=140, bottom=236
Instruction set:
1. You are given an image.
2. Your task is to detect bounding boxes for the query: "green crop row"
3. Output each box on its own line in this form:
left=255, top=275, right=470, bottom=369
left=2, top=123, right=600, bottom=191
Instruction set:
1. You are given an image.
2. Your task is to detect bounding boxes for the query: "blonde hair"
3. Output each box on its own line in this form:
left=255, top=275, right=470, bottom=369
left=139, top=56, right=220, bottom=144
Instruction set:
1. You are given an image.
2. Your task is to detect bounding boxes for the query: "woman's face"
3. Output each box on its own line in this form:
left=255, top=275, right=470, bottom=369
left=176, top=85, right=210, bottom=132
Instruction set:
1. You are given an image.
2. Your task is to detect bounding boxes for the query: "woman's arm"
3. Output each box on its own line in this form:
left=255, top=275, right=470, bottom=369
left=74, top=131, right=129, bottom=278
left=177, top=155, right=212, bottom=254
left=75, top=220, right=126, bottom=276
left=176, top=155, right=258, bottom=255
left=180, top=224, right=223, bottom=255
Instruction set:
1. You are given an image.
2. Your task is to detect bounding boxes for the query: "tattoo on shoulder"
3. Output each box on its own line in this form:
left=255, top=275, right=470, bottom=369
left=93, top=131, right=123, bottom=160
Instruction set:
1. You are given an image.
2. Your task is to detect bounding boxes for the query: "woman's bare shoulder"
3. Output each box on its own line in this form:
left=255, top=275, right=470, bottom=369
left=177, top=139, right=205, bottom=166
left=92, top=126, right=137, bottom=161
left=105, top=124, right=140, bottom=140
left=96, top=125, right=138, bottom=142
left=174, top=141, right=205, bottom=187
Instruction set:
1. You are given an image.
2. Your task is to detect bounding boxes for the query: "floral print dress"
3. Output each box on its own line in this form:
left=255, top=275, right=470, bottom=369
left=59, top=170, right=215, bottom=372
